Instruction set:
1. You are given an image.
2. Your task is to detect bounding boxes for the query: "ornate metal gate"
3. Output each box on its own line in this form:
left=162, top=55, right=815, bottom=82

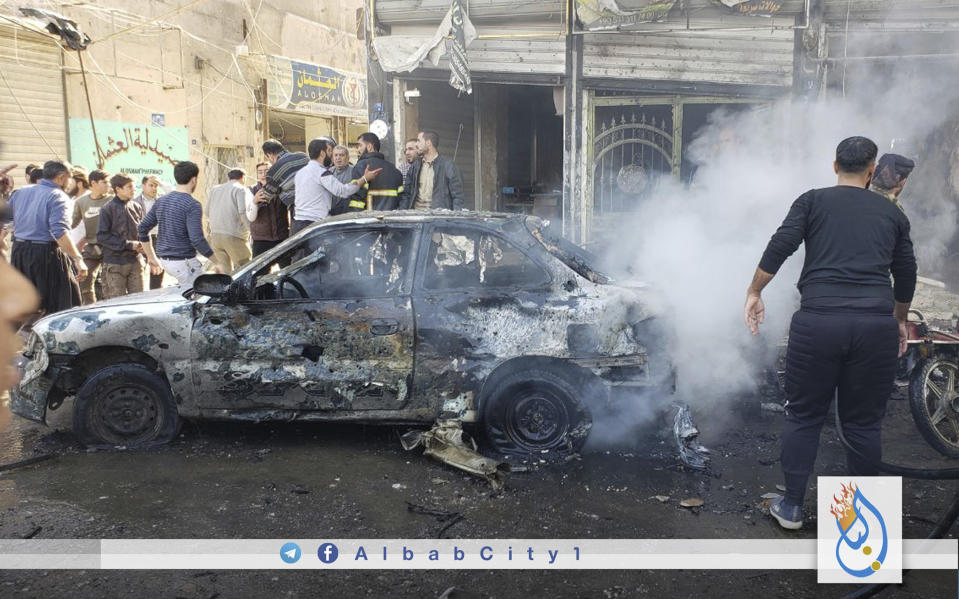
left=592, top=110, right=675, bottom=216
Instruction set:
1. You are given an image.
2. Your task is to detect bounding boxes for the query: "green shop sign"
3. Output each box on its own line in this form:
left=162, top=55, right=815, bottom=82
left=68, top=119, right=189, bottom=184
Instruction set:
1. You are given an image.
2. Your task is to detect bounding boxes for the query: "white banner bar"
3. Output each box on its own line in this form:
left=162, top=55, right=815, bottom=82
left=0, top=539, right=954, bottom=570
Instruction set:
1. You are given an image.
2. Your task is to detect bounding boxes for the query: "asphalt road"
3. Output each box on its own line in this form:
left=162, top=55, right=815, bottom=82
left=0, top=392, right=956, bottom=598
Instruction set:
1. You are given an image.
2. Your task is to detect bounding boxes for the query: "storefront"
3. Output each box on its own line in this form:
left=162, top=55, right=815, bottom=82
left=259, top=55, right=370, bottom=157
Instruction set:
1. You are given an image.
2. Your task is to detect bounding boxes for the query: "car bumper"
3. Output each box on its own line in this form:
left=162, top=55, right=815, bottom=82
left=9, top=340, right=57, bottom=424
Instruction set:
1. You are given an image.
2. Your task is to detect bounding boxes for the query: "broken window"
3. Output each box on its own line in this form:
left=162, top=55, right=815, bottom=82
left=423, top=227, right=550, bottom=291
left=255, top=227, right=414, bottom=299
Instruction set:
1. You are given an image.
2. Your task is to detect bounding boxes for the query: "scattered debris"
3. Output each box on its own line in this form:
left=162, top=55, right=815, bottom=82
left=652, top=495, right=670, bottom=503
left=673, top=404, right=711, bottom=470
left=0, top=454, right=56, bottom=473
left=430, top=477, right=450, bottom=485
left=21, top=526, right=41, bottom=539
left=679, top=498, right=704, bottom=508
left=760, top=492, right=780, bottom=500
left=761, top=402, right=785, bottom=414
left=758, top=457, right=777, bottom=466
left=401, top=419, right=509, bottom=490
left=406, top=502, right=460, bottom=521
left=775, top=484, right=786, bottom=492
left=290, top=485, right=310, bottom=495
left=391, top=483, right=407, bottom=490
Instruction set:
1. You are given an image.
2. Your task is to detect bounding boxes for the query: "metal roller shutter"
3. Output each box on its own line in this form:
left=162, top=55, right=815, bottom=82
left=0, top=23, right=67, bottom=169
left=417, top=80, right=474, bottom=209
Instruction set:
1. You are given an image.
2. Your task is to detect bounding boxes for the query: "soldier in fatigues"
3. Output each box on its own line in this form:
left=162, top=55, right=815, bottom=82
left=869, top=153, right=915, bottom=212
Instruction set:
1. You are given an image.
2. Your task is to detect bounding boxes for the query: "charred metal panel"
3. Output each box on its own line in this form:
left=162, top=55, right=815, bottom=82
left=190, top=297, right=414, bottom=413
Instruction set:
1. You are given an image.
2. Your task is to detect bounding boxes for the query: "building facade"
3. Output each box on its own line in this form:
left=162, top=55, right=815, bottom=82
left=0, top=0, right=368, bottom=198
left=366, top=0, right=959, bottom=244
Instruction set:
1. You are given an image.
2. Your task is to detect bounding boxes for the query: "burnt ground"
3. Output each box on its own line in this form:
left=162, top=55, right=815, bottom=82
left=0, top=388, right=956, bottom=599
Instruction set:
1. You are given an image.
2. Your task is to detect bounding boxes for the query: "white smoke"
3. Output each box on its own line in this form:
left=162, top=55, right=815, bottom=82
left=589, top=55, right=959, bottom=445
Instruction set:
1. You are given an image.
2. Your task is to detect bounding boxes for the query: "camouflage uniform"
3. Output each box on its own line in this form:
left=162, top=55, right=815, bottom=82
left=869, top=184, right=904, bottom=213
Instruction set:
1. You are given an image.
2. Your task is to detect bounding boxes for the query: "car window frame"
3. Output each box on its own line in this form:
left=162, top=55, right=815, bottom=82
left=237, top=222, right=421, bottom=305
left=413, top=222, right=553, bottom=294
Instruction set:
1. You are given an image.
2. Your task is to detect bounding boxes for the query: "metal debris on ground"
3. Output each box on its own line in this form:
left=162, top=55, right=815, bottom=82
left=401, top=419, right=510, bottom=490
left=760, top=402, right=786, bottom=413
left=652, top=495, right=670, bottom=503
left=673, top=404, right=711, bottom=470
left=679, top=498, right=704, bottom=508
left=760, top=492, right=780, bottom=499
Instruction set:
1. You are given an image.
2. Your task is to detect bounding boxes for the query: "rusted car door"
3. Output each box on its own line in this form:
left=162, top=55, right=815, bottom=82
left=190, top=225, right=418, bottom=414
left=410, top=223, right=555, bottom=414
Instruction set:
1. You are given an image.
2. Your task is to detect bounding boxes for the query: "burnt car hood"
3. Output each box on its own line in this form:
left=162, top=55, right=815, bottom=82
left=80, top=286, right=192, bottom=309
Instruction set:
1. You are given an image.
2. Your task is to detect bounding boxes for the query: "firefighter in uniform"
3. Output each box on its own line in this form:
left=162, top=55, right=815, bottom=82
left=333, top=132, right=406, bottom=214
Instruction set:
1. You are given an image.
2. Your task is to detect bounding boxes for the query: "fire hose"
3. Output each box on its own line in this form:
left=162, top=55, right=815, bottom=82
left=833, top=400, right=959, bottom=599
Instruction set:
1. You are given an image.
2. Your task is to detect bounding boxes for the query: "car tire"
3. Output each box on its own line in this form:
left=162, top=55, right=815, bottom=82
left=908, top=358, right=959, bottom=458
left=482, top=368, right=592, bottom=456
left=73, top=363, right=180, bottom=448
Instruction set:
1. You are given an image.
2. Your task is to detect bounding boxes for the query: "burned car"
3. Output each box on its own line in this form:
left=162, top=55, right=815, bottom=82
left=11, top=211, right=671, bottom=454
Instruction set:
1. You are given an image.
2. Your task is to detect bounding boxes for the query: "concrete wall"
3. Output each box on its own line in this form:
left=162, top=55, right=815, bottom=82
left=9, top=0, right=366, bottom=199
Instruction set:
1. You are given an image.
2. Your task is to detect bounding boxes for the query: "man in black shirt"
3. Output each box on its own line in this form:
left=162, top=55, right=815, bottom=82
left=744, top=136, right=917, bottom=530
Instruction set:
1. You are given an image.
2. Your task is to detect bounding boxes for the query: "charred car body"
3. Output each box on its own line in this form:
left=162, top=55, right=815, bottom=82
left=12, top=212, right=672, bottom=454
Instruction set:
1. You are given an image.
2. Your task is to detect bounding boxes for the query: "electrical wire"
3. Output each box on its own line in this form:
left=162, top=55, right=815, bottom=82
left=96, top=0, right=212, bottom=43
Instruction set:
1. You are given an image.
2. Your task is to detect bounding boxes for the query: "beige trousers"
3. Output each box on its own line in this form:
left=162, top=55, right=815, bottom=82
left=210, top=233, right=252, bottom=273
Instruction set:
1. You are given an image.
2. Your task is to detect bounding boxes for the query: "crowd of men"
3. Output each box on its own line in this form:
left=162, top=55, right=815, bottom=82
left=0, top=128, right=466, bottom=322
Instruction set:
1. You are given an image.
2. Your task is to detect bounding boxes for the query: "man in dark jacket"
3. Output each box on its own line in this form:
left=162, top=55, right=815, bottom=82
left=333, top=133, right=405, bottom=214
left=403, top=130, right=465, bottom=211
left=744, top=136, right=917, bottom=531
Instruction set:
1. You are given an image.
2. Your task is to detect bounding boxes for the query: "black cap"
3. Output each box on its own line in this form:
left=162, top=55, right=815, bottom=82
left=872, top=153, right=915, bottom=189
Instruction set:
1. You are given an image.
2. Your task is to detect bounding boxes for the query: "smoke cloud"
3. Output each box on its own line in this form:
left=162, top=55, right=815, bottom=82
left=589, top=40, right=959, bottom=446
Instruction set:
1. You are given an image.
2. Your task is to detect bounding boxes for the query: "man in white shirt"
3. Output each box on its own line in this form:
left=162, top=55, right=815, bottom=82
left=290, top=138, right=382, bottom=235
left=206, top=168, right=255, bottom=273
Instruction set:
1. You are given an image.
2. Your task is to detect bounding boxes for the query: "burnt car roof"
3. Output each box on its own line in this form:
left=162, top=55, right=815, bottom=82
left=317, top=210, right=538, bottom=228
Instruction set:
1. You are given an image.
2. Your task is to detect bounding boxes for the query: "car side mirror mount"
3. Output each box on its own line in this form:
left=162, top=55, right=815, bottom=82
left=193, top=273, right=234, bottom=299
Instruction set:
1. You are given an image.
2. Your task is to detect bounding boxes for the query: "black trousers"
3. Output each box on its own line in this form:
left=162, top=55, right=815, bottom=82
left=781, top=301, right=899, bottom=506
left=148, top=235, right=163, bottom=289
left=11, top=240, right=81, bottom=314
left=252, top=239, right=282, bottom=257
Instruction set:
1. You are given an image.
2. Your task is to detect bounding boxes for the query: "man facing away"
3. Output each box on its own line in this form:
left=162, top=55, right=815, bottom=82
left=255, top=139, right=309, bottom=215
left=97, top=173, right=145, bottom=299
left=291, top=138, right=382, bottom=234
left=207, top=168, right=254, bottom=273
left=744, top=136, right=917, bottom=530
left=72, top=168, right=112, bottom=304
left=138, top=161, right=221, bottom=286
left=869, top=153, right=915, bottom=213
left=133, top=175, right=165, bottom=288
left=8, top=161, right=86, bottom=315
left=403, top=130, right=465, bottom=211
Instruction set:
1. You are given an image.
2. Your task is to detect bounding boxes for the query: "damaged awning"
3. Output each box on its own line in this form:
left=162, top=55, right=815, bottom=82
left=371, top=0, right=476, bottom=92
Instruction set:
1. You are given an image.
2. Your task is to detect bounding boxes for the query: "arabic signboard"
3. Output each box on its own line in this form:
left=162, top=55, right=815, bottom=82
left=713, top=0, right=782, bottom=16
left=266, top=55, right=367, bottom=119
left=576, top=0, right=676, bottom=31
left=68, top=119, right=189, bottom=184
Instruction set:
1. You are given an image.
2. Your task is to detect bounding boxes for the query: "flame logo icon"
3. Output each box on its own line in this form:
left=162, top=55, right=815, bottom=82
left=830, top=482, right=888, bottom=577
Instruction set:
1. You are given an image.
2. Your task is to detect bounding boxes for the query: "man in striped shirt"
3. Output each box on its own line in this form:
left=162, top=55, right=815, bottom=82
left=137, top=161, right=221, bottom=286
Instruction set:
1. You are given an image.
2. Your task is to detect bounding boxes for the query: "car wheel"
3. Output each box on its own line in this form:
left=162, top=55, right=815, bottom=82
left=482, top=368, right=592, bottom=456
left=908, top=358, right=959, bottom=458
left=73, top=363, right=180, bottom=448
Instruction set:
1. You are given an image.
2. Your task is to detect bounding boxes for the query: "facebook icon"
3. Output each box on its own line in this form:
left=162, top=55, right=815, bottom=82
left=317, top=542, right=339, bottom=564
